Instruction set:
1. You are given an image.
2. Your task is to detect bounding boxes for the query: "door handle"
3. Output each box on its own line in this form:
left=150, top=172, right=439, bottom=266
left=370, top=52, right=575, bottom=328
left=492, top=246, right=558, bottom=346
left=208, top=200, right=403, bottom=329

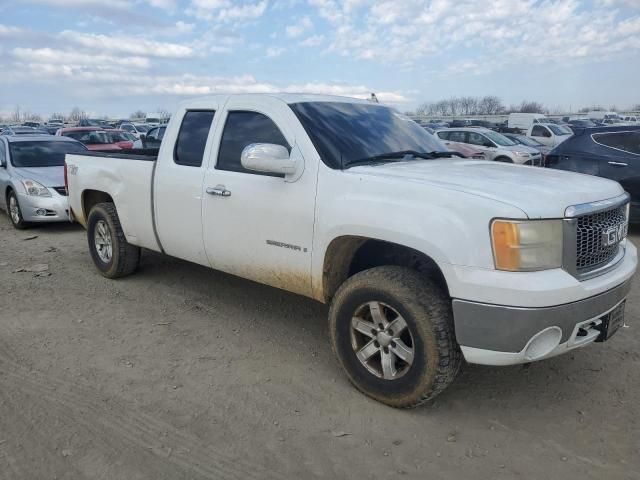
left=608, top=161, right=628, bottom=167
left=206, top=185, right=231, bottom=197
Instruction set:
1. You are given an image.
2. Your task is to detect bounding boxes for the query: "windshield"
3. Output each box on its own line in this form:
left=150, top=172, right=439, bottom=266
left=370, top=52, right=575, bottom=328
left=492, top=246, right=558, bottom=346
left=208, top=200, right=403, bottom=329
left=289, top=102, right=447, bottom=169
left=135, top=125, right=149, bottom=133
left=122, top=132, right=137, bottom=141
left=64, top=130, right=112, bottom=144
left=483, top=130, right=517, bottom=146
left=9, top=141, right=87, bottom=167
left=548, top=124, right=572, bottom=135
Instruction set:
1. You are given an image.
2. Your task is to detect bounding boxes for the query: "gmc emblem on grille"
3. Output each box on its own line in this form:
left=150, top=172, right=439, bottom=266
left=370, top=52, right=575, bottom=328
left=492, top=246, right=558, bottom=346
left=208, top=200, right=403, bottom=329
left=602, top=223, right=628, bottom=247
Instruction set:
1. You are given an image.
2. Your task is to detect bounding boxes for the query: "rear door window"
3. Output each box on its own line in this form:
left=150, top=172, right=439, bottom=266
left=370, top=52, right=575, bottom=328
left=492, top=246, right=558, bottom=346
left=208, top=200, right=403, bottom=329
left=467, top=132, right=487, bottom=146
left=592, top=131, right=640, bottom=155
left=174, top=110, right=216, bottom=167
left=448, top=131, right=467, bottom=143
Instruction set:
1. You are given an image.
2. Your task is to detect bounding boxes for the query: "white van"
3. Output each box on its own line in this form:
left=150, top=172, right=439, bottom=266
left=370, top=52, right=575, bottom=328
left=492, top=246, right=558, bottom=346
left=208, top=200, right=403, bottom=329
left=507, top=113, right=548, bottom=130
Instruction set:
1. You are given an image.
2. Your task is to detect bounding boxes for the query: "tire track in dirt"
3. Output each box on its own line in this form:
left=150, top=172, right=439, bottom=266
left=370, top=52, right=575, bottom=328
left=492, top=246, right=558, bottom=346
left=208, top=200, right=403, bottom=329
left=0, top=339, right=287, bottom=480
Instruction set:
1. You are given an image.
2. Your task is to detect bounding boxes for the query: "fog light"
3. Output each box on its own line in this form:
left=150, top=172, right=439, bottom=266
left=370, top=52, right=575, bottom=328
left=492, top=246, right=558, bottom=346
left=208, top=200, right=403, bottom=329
left=36, top=208, right=47, bottom=216
left=524, top=327, right=562, bottom=360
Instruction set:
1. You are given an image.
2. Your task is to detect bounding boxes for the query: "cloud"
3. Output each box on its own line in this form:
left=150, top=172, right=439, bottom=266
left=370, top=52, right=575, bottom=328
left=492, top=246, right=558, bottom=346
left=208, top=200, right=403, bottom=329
left=188, top=0, right=268, bottom=23
left=306, top=0, right=640, bottom=74
left=266, top=46, right=285, bottom=57
left=299, top=34, right=324, bottom=47
left=174, top=21, right=196, bottom=34
left=58, top=30, right=194, bottom=58
left=0, top=60, right=406, bottom=104
left=0, top=24, right=25, bottom=38
left=286, top=16, right=313, bottom=38
left=12, top=47, right=151, bottom=69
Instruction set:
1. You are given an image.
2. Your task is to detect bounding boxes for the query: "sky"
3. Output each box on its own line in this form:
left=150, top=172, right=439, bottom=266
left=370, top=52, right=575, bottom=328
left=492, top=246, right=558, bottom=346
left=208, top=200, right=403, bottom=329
left=0, top=0, right=639, bottom=119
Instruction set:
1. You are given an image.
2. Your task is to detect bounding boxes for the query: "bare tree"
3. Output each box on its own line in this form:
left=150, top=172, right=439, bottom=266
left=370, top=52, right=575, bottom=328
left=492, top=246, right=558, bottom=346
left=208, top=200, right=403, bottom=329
left=49, top=112, right=65, bottom=122
left=130, top=110, right=146, bottom=120
left=69, top=107, right=87, bottom=122
left=10, top=105, right=22, bottom=123
left=477, top=96, right=504, bottom=115
left=518, top=101, right=546, bottom=113
left=459, top=96, right=478, bottom=116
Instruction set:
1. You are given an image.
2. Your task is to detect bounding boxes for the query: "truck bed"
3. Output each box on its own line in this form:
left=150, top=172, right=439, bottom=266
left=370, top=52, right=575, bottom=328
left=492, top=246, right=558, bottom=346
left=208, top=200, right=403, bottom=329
left=77, top=148, right=160, bottom=160
left=65, top=151, right=162, bottom=252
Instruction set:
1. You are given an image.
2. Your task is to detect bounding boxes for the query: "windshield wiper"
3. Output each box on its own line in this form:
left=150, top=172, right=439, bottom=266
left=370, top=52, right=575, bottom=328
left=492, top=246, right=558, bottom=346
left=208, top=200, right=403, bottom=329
left=344, top=150, right=455, bottom=169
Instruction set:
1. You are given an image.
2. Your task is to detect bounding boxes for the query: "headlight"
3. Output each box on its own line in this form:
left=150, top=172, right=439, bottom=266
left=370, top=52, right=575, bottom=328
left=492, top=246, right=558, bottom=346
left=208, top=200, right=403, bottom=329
left=491, top=219, right=563, bottom=271
left=514, top=151, right=530, bottom=157
left=22, top=180, right=51, bottom=197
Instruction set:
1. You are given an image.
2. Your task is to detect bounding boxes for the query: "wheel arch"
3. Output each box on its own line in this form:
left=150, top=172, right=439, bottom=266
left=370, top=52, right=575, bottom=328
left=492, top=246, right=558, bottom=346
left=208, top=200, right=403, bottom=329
left=81, top=190, right=114, bottom=224
left=321, top=236, right=449, bottom=304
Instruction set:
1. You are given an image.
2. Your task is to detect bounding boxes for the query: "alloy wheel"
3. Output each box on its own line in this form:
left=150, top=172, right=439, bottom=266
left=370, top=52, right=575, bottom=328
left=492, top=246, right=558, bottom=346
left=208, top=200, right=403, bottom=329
left=350, top=301, right=415, bottom=380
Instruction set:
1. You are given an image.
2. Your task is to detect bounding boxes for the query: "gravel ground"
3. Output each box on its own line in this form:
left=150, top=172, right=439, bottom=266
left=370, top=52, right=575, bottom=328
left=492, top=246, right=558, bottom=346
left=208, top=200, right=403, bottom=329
left=0, top=213, right=638, bottom=480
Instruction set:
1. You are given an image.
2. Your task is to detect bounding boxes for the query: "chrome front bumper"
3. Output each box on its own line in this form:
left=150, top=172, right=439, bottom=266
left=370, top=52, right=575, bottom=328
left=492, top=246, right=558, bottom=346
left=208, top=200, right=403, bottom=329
left=18, top=192, right=70, bottom=222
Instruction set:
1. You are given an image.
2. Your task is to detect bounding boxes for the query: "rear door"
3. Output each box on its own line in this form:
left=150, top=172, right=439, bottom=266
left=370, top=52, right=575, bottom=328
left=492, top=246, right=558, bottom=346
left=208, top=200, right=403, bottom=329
left=201, top=97, right=316, bottom=296
left=154, top=104, right=219, bottom=266
left=593, top=131, right=640, bottom=205
left=466, top=131, right=496, bottom=160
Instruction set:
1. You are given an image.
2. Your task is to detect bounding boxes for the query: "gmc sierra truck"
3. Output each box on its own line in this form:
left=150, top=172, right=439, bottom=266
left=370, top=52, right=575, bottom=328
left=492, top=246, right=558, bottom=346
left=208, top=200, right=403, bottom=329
left=65, top=94, right=637, bottom=408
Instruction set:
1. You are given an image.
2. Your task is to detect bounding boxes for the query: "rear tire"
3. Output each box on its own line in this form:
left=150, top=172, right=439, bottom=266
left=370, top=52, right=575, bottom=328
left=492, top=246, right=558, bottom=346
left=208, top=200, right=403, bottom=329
left=87, top=202, right=140, bottom=278
left=7, top=190, right=29, bottom=230
left=329, top=266, right=462, bottom=408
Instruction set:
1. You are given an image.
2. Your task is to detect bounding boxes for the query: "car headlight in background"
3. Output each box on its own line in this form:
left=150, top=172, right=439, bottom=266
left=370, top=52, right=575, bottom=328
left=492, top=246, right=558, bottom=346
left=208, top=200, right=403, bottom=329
left=514, top=151, right=531, bottom=157
left=22, top=180, right=51, bottom=197
left=491, top=219, right=563, bottom=271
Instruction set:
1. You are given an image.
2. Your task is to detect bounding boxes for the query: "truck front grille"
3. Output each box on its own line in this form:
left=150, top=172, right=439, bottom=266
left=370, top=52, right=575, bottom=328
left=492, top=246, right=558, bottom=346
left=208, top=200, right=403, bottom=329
left=576, top=205, right=627, bottom=272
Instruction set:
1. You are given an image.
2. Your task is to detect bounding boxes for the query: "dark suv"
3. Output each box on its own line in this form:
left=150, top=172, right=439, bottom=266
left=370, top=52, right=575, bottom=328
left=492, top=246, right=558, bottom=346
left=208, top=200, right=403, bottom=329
left=546, top=126, right=640, bottom=221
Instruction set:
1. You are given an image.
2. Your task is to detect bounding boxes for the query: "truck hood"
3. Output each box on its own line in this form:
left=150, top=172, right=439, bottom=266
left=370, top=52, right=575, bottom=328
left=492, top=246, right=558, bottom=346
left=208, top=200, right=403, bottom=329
left=349, top=160, right=624, bottom=218
left=13, top=166, right=64, bottom=187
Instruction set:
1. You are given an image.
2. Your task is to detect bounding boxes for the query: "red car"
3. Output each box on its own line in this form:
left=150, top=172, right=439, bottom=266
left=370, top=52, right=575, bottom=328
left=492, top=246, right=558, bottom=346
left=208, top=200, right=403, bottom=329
left=105, top=129, right=134, bottom=150
left=56, top=127, right=122, bottom=151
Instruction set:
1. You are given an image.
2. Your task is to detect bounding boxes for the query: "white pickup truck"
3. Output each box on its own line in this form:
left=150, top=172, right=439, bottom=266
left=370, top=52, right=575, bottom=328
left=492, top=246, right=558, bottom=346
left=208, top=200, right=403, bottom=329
left=66, top=94, right=637, bottom=408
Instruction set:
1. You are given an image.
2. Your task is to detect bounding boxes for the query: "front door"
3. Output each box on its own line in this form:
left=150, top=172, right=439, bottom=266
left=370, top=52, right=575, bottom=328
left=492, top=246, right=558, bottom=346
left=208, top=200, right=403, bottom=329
left=202, top=98, right=316, bottom=297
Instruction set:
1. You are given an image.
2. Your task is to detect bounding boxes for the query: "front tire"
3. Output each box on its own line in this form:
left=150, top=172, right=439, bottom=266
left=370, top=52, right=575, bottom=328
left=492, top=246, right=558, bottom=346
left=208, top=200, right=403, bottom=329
left=329, top=266, right=461, bottom=408
left=7, top=190, right=29, bottom=229
left=87, top=202, right=140, bottom=278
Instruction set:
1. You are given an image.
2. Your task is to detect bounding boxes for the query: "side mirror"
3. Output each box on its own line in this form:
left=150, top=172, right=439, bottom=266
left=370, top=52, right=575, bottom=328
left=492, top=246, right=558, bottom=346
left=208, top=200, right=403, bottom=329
left=483, top=142, right=494, bottom=148
left=241, top=143, right=297, bottom=176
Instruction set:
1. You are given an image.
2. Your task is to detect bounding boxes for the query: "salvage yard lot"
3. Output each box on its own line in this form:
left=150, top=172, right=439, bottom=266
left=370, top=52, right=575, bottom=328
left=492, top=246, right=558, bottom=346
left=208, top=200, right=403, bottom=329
left=0, top=214, right=638, bottom=480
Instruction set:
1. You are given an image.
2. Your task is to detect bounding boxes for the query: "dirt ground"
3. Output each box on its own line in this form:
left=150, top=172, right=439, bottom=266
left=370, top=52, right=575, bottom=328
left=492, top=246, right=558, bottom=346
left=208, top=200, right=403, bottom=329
left=0, top=213, right=638, bottom=480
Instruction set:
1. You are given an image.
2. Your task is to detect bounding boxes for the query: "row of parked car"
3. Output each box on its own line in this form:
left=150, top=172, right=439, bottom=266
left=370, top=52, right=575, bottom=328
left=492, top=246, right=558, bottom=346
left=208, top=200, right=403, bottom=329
left=0, top=122, right=167, bottom=151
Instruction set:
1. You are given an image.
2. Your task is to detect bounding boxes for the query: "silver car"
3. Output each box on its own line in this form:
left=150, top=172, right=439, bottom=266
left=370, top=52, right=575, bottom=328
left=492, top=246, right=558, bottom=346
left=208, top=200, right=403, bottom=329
left=437, top=127, right=543, bottom=165
left=0, top=135, right=87, bottom=229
